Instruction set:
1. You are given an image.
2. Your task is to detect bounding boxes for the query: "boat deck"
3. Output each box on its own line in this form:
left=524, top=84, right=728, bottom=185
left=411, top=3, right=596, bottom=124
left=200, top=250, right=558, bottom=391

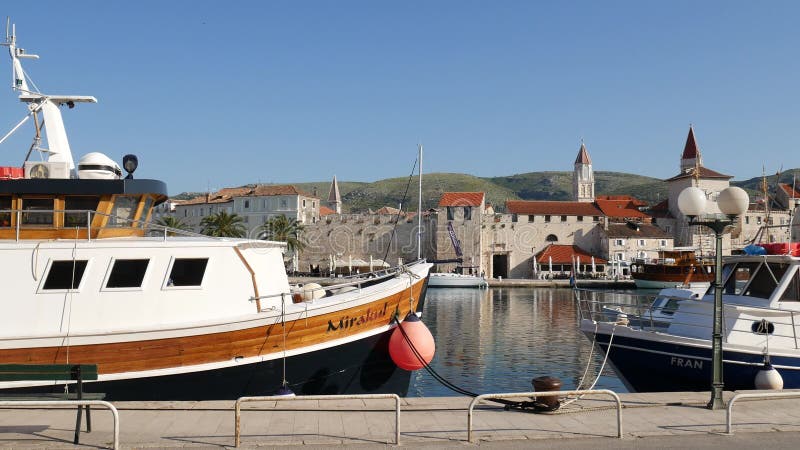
left=0, top=391, right=798, bottom=448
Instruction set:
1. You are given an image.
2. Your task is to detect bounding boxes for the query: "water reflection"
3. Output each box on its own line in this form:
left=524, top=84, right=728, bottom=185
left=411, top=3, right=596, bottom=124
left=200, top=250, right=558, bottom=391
left=409, top=287, right=627, bottom=397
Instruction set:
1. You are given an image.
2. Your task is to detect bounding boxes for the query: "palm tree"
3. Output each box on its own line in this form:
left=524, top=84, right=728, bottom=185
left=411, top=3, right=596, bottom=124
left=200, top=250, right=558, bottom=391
left=156, top=216, right=190, bottom=231
left=200, top=211, right=246, bottom=237
left=260, top=215, right=306, bottom=253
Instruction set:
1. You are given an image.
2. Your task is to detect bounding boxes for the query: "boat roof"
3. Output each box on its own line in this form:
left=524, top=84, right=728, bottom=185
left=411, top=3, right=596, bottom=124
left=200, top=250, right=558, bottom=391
left=0, top=178, right=168, bottom=204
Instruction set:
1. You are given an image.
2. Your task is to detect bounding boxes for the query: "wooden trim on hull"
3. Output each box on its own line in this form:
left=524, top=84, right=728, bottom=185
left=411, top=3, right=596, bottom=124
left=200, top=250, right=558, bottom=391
left=0, top=276, right=427, bottom=377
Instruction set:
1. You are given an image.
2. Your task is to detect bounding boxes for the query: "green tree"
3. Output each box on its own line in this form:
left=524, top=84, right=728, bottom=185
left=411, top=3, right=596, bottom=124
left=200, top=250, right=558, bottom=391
left=156, top=216, right=190, bottom=231
left=200, top=211, right=246, bottom=237
left=260, top=215, right=306, bottom=253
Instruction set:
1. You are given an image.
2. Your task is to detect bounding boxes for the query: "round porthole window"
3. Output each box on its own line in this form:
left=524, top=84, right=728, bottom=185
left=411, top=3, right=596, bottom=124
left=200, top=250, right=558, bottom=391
left=751, top=320, right=775, bottom=335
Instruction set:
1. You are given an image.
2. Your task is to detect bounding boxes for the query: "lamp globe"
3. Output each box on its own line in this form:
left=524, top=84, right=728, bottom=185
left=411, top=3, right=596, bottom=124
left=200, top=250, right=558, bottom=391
left=717, top=186, right=749, bottom=216
left=677, top=187, right=707, bottom=217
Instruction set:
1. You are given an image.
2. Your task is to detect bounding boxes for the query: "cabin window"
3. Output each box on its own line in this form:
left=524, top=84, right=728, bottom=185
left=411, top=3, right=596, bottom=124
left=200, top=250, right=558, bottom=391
left=744, top=262, right=790, bottom=299
left=166, top=258, right=208, bottom=287
left=109, top=195, right=140, bottom=227
left=780, top=269, right=800, bottom=301
left=64, top=196, right=100, bottom=227
left=21, top=198, right=54, bottom=225
left=0, top=196, right=10, bottom=227
left=140, top=197, right=153, bottom=228
left=43, top=260, right=88, bottom=290
left=106, top=259, right=149, bottom=288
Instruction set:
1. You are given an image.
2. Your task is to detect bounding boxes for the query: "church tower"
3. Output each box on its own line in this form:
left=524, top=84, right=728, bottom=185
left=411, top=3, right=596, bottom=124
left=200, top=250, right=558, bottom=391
left=327, top=175, right=342, bottom=214
left=573, top=142, right=595, bottom=202
left=680, top=125, right=703, bottom=173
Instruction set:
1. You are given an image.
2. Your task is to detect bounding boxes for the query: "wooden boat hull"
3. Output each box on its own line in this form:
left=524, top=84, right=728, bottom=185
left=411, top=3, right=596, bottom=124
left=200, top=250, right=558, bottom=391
left=0, top=270, right=430, bottom=399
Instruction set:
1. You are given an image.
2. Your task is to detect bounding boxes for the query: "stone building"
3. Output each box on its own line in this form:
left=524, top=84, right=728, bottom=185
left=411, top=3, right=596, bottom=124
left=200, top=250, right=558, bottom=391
left=174, top=185, right=319, bottom=236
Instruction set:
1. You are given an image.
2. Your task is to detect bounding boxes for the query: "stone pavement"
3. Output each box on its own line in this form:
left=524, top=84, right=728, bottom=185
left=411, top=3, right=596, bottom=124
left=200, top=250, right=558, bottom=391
left=0, top=391, right=798, bottom=448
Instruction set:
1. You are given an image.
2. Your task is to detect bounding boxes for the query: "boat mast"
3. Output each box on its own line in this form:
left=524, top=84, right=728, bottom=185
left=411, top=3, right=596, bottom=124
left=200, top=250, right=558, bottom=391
left=417, top=143, right=423, bottom=261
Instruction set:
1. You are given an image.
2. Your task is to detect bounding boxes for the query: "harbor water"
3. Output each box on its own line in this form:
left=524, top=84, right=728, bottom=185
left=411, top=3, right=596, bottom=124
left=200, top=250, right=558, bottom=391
left=408, top=286, right=636, bottom=397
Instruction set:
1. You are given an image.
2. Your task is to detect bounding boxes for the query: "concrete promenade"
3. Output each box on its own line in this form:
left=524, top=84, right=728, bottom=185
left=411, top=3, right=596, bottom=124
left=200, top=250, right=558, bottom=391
left=0, top=390, right=799, bottom=448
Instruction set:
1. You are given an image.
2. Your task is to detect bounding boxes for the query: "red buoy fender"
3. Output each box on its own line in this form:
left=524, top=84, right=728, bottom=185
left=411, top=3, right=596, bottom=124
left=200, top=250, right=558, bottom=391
left=389, top=312, right=435, bottom=371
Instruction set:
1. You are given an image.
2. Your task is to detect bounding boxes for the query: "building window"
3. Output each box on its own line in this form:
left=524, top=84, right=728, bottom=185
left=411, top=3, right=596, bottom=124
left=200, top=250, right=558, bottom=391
left=615, top=252, right=624, bottom=261
left=544, top=215, right=551, bottom=223
left=281, top=199, right=288, bottom=209
left=638, top=239, right=645, bottom=246
left=577, top=216, right=584, bottom=222
left=528, top=215, right=535, bottom=222
left=757, top=216, right=762, bottom=225
left=660, top=240, right=667, bottom=247
left=464, top=207, right=472, bottom=220
left=167, top=258, right=209, bottom=287
left=615, top=239, right=625, bottom=246
left=593, top=216, right=600, bottom=222
left=43, top=260, right=88, bottom=290
left=561, top=215, right=567, bottom=222
left=447, top=207, right=454, bottom=221
left=303, top=200, right=306, bottom=207
left=184, top=210, right=187, bottom=217
left=546, top=234, right=558, bottom=242
left=512, top=214, right=518, bottom=222
left=745, top=216, right=750, bottom=224
left=244, top=200, right=250, bottom=209
left=106, top=259, right=149, bottom=288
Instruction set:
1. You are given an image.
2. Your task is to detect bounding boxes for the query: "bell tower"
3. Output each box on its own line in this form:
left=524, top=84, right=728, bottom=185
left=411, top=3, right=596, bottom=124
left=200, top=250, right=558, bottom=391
left=573, top=142, right=595, bottom=202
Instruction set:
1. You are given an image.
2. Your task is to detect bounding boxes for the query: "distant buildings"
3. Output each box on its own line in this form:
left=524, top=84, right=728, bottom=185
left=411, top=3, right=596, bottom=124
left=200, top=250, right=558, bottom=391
left=159, top=126, right=799, bottom=279
left=173, top=185, right=319, bottom=237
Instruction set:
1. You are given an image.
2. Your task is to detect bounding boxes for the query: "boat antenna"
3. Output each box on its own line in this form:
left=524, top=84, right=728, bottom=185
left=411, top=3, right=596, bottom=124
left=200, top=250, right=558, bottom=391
left=417, top=143, right=423, bottom=261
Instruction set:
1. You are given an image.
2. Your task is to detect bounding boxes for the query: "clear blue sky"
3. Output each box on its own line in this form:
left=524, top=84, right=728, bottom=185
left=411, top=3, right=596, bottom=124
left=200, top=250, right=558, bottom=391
left=1, top=1, right=798, bottom=194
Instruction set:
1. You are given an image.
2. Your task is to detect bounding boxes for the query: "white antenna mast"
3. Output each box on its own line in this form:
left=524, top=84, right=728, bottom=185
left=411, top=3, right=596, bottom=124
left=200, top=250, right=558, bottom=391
left=417, top=143, right=423, bottom=261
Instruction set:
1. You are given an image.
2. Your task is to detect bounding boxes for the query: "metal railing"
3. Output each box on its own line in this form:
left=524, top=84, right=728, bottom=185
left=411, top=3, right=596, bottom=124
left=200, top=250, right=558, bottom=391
left=467, top=389, right=622, bottom=443
left=0, top=400, right=119, bottom=449
left=726, top=390, right=800, bottom=434
left=0, top=207, right=210, bottom=242
left=234, top=394, right=401, bottom=447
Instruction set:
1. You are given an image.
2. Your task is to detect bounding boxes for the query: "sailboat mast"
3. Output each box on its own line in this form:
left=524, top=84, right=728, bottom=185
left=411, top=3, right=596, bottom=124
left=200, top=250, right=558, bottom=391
left=417, top=143, right=423, bottom=261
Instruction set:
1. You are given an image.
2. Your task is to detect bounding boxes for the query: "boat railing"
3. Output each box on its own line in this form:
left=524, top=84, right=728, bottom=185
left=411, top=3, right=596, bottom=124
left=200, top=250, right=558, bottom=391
left=250, top=259, right=427, bottom=310
left=576, top=288, right=800, bottom=349
left=0, top=208, right=228, bottom=241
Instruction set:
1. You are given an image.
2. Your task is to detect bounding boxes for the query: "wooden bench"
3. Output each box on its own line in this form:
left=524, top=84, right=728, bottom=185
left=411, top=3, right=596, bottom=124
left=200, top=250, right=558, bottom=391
left=0, top=364, right=105, bottom=444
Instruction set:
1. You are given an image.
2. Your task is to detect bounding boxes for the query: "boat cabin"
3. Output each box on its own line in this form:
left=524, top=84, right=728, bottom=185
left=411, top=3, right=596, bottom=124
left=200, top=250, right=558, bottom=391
left=0, top=177, right=167, bottom=240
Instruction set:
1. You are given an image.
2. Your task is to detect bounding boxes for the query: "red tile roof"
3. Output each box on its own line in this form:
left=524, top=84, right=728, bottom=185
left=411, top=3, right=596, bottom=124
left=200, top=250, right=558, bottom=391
left=535, top=244, right=607, bottom=264
left=665, top=166, right=732, bottom=181
left=575, top=143, right=592, bottom=164
left=375, top=206, right=402, bottom=215
left=506, top=200, right=602, bottom=216
left=438, top=192, right=485, bottom=207
left=780, top=183, right=800, bottom=199
left=682, top=126, right=700, bottom=160
left=594, top=199, right=651, bottom=219
left=253, top=185, right=316, bottom=198
left=319, top=205, right=336, bottom=216
left=605, top=223, right=672, bottom=238
left=596, top=195, right=648, bottom=207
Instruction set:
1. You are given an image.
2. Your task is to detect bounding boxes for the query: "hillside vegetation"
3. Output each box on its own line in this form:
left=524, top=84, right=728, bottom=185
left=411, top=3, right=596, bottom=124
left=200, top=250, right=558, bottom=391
left=174, top=168, right=799, bottom=213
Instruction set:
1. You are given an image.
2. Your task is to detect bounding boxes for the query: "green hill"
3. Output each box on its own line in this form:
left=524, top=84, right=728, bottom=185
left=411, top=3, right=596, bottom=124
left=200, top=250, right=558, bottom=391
left=174, top=168, right=799, bottom=213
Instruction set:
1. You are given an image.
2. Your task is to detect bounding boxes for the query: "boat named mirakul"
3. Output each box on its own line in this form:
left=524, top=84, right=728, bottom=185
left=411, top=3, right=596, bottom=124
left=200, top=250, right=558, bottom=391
left=0, top=23, right=431, bottom=400
left=579, top=246, right=800, bottom=392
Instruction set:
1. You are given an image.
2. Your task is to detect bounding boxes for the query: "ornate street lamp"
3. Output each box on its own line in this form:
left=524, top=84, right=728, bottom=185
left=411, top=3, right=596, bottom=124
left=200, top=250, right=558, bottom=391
left=677, top=186, right=749, bottom=410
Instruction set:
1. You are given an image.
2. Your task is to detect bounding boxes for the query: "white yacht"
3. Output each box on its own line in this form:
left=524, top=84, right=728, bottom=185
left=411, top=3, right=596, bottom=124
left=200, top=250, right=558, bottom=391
left=0, top=23, right=431, bottom=400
